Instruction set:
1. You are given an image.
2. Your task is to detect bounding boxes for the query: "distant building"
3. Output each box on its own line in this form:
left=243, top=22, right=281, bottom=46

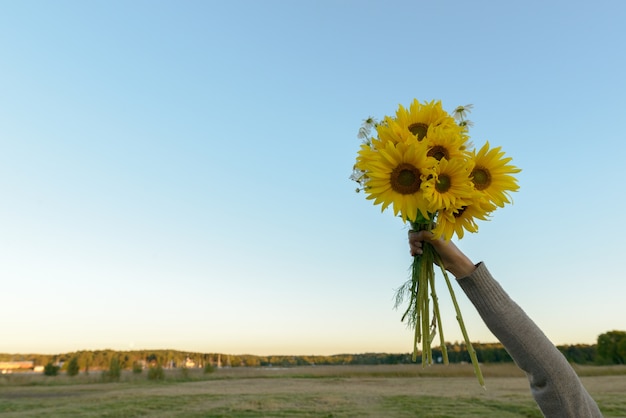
left=0, top=361, right=35, bottom=373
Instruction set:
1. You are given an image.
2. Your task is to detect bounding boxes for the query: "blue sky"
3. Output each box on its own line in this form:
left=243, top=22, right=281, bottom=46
left=1, top=0, right=625, bottom=356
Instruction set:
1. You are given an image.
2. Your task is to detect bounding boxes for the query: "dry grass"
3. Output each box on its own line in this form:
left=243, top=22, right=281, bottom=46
left=1, top=364, right=625, bottom=417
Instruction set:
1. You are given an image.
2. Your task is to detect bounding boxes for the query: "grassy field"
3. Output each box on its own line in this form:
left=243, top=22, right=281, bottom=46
left=1, top=364, right=625, bottom=417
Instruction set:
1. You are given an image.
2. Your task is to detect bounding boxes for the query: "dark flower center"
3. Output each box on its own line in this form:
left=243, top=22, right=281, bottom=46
left=471, top=167, right=491, bottom=190
left=391, top=163, right=422, bottom=194
left=428, top=145, right=448, bottom=161
left=408, top=123, right=428, bottom=140
left=454, top=206, right=467, bottom=219
left=435, top=174, right=451, bottom=193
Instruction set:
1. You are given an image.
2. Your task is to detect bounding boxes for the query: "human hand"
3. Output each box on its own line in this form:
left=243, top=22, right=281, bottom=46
left=408, top=230, right=477, bottom=279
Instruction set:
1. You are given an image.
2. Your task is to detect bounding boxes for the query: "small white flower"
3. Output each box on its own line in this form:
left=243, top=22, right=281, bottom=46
left=453, top=104, right=474, bottom=121
left=357, top=126, right=370, bottom=139
left=357, top=116, right=378, bottom=139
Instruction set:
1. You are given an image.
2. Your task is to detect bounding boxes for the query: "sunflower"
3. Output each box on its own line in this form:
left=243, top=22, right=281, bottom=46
left=394, top=99, right=463, bottom=142
left=423, top=127, right=469, bottom=162
left=375, top=116, right=415, bottom=146
left=470, top=142, right=521, bottom=208
left=422, top=157, right=476, bottom=213
left=361, top=138, right=436, bottom=222
left=354, top=142, right=375, bottom=171
left=354, top=120, right=407, bottom=191
left=432, top=196, right=496, bottom=241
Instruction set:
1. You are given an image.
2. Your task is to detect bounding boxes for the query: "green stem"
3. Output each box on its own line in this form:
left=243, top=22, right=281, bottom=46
left=435, top=252, right=485, bottom=388
left=425, top=244, right=448, bottom=365
left=411, top=256, right=422, bottom=362
left=419, top=254, right=427, bottom=366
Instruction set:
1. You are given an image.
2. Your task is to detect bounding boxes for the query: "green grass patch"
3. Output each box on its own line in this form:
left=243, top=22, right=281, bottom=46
left=381, top=395, right=542, bottom=418
left=1, top=365, right=625, bottom=417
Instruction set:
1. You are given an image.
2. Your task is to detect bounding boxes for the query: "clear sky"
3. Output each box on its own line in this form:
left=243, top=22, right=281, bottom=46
left=1, top=0, right=625, bottom=356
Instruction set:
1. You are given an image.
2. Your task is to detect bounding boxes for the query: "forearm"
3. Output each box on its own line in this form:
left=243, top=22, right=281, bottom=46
left=457, top=263, right=602, bottom=418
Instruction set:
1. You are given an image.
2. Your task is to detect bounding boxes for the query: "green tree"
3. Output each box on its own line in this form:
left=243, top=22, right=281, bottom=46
left=148, top=364, right=164, bottom=380
left=102, top=356, right=122, bottom=381
left=204, top=363, right=215, bottom=374
left=558, top=344, right=596, bottom=364
left=132, top=361, right=143, bottom=374
left=597, top=331, right=626, bottom=364
left=66, top=357, right=80, bottom=376
left=43, top=362, right=60, bottom=376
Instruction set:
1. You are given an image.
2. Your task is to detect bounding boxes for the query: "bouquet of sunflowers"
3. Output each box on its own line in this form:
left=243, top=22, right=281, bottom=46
left=351, top=99, right=520, bottom=386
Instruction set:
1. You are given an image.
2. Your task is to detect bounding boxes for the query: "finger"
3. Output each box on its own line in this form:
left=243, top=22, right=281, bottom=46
left=409, top=230, right=434, bottom=243
left=409, top=236, right=423, bottom=256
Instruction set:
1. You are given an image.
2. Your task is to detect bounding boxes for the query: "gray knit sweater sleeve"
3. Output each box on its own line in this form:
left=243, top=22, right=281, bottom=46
left=457, top=263, right=602, bottom=418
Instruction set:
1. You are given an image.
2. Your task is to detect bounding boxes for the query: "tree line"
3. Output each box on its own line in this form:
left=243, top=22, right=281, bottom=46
left=2, top=331, right=624, bottom=372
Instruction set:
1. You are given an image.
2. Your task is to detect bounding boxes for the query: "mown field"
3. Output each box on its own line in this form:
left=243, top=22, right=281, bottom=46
left=1, top=364, right=625, bottom=417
